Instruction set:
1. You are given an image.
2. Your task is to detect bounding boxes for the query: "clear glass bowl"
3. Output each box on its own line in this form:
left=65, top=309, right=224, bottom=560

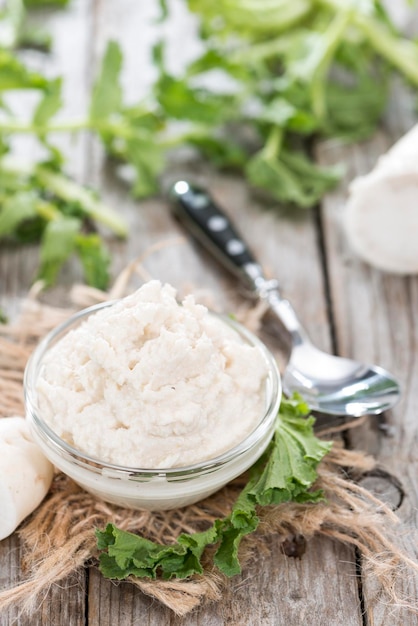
left=24, top=301, right=281, bottom=511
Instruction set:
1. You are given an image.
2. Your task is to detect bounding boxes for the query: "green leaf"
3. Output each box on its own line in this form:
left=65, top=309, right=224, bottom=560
left=251, top=401, right=332, bottom=506
left=0, top=0, right=25, bottom=49
left=124, top=137, right=165, bottom=198
left=212, top=470, right=261, bottom=576
left=255, top=97, right=317, bottom=134
left=19, top=25, right=52, bottom=52
left=0, top=157, right=126, bottom=288
left=155, top=72, right=236, bottom=125
left=186, top=48, right=250, bottom=82
left=213, top=526, right=245, bottom=576
left=324, top=74, right=388, bottom=140
left=37, top=216, right=80, bottom=286
left=153, top=45, right=238, bottom=125
left=246, top=145, right=342, bottom=209
left=0, top=190, right=37, bottom=236
left=96, top=523, right=219, bottom=580
left=0, top=49, right=48, bottom=90
left=89, top=40, right=123, bottom=123
left=33, top=77, right=62, bottom=128
left=75, top=233, right=110, bottom=290
left=187, top=132, right=248, bottom=168
left=156, top=0, right=168, bottom=21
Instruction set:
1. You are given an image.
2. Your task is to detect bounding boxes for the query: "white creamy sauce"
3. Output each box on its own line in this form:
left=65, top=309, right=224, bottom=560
left=36, top=281, right=268, bottom=468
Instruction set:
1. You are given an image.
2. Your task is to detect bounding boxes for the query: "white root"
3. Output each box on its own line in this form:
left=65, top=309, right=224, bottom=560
left=0, top=417, right=54, bottom=541
left=344, top=123, right=418, bottom=274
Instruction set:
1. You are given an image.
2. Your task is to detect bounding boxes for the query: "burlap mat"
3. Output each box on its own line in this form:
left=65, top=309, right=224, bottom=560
left=0, top=255, right=417, bottom=617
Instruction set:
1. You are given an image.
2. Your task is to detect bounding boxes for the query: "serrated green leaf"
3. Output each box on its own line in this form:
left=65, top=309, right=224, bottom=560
left=213, top=526, right=245, bottom=576
left=97, top=523, right=219, bottom=581
left=96, top=523, right=117, bottom=550
left=252, top=401, right=332, bottom=506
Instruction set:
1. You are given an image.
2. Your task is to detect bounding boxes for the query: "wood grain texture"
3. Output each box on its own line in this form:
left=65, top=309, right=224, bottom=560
left=316, top=81, right=418, bottom=623
left=0, top=534, right=85, bottom=626
left=0, top=0, right=93, bottom=623
left=87, top=537, right=361, bottom=626
left=1, top=0, right=418, bottom=624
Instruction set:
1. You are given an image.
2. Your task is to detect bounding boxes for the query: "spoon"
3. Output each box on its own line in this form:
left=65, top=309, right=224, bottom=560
left=170, top=181, right=401, bottom=417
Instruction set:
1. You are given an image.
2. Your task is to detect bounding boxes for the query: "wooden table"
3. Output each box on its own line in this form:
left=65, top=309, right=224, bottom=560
left=1, top=1, right=417, bottom=624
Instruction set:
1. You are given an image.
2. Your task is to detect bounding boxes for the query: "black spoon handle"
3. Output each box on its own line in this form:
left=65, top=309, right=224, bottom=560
left=170, top=181, right=262, bottom=286
left=170, top=180, right=308, bottom=341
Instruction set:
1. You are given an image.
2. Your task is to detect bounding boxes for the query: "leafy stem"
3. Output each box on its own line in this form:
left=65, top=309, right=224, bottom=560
left=0, top=158, right=128, bottom=237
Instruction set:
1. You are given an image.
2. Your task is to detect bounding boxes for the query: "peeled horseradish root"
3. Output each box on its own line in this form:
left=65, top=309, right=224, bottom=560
left=344, top=123, right=418, bottom=275
left=0, top=417, right=54, bottom=541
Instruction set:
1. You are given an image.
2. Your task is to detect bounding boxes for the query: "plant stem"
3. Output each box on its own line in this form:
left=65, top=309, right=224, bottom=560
left=264, top=126, right=282, bottom=160
left=35, top=166, right=128, bottom=237
left=0, top=157, right=128, bottom=237
left=354, top=14, right=418, bottom=86
left=310, top=9, right=352, bottom=119
left=0, top=117, right=134, bottom=139
left=35, top=199, right=61, bottom=221
left=318, top=0, right=418, bottom=87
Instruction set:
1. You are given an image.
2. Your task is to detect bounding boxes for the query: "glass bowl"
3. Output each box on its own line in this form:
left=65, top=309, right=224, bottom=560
left=24, top=301, right=281, bottom=511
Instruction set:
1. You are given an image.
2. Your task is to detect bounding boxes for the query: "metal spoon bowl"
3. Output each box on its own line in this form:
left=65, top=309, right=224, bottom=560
left=283, top=343, right=400, bottom=416
left=170, top=181, right=401, bottom=417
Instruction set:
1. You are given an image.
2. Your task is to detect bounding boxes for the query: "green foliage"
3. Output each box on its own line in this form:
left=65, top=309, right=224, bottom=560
left=0, top=158, right=126, bottom=287
left=0, top=2, right=126, bottom=289
left=2, top=0, right=418, bottom=287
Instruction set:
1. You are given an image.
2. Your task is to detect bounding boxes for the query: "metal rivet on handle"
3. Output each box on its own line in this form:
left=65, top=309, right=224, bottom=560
left=192, top=194, right=210, bottom=209
left=208, top=216, right=228, bottom=231
left=173, top=180, right=189, bottom=195
left=226, top=239, right=246, bottom=255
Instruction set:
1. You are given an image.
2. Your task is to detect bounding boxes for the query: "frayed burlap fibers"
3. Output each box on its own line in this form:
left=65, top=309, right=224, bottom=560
left=0, top=263, right=417, bottom=618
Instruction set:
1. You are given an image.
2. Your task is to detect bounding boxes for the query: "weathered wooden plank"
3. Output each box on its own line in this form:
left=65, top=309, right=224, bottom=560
left=316, top=90, right=418, bottom=623
left=0, top=534, right=85, bottom=626
left=88, top=536, right=361, bottom=626
left=0, top=1, right=94, bottom=623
